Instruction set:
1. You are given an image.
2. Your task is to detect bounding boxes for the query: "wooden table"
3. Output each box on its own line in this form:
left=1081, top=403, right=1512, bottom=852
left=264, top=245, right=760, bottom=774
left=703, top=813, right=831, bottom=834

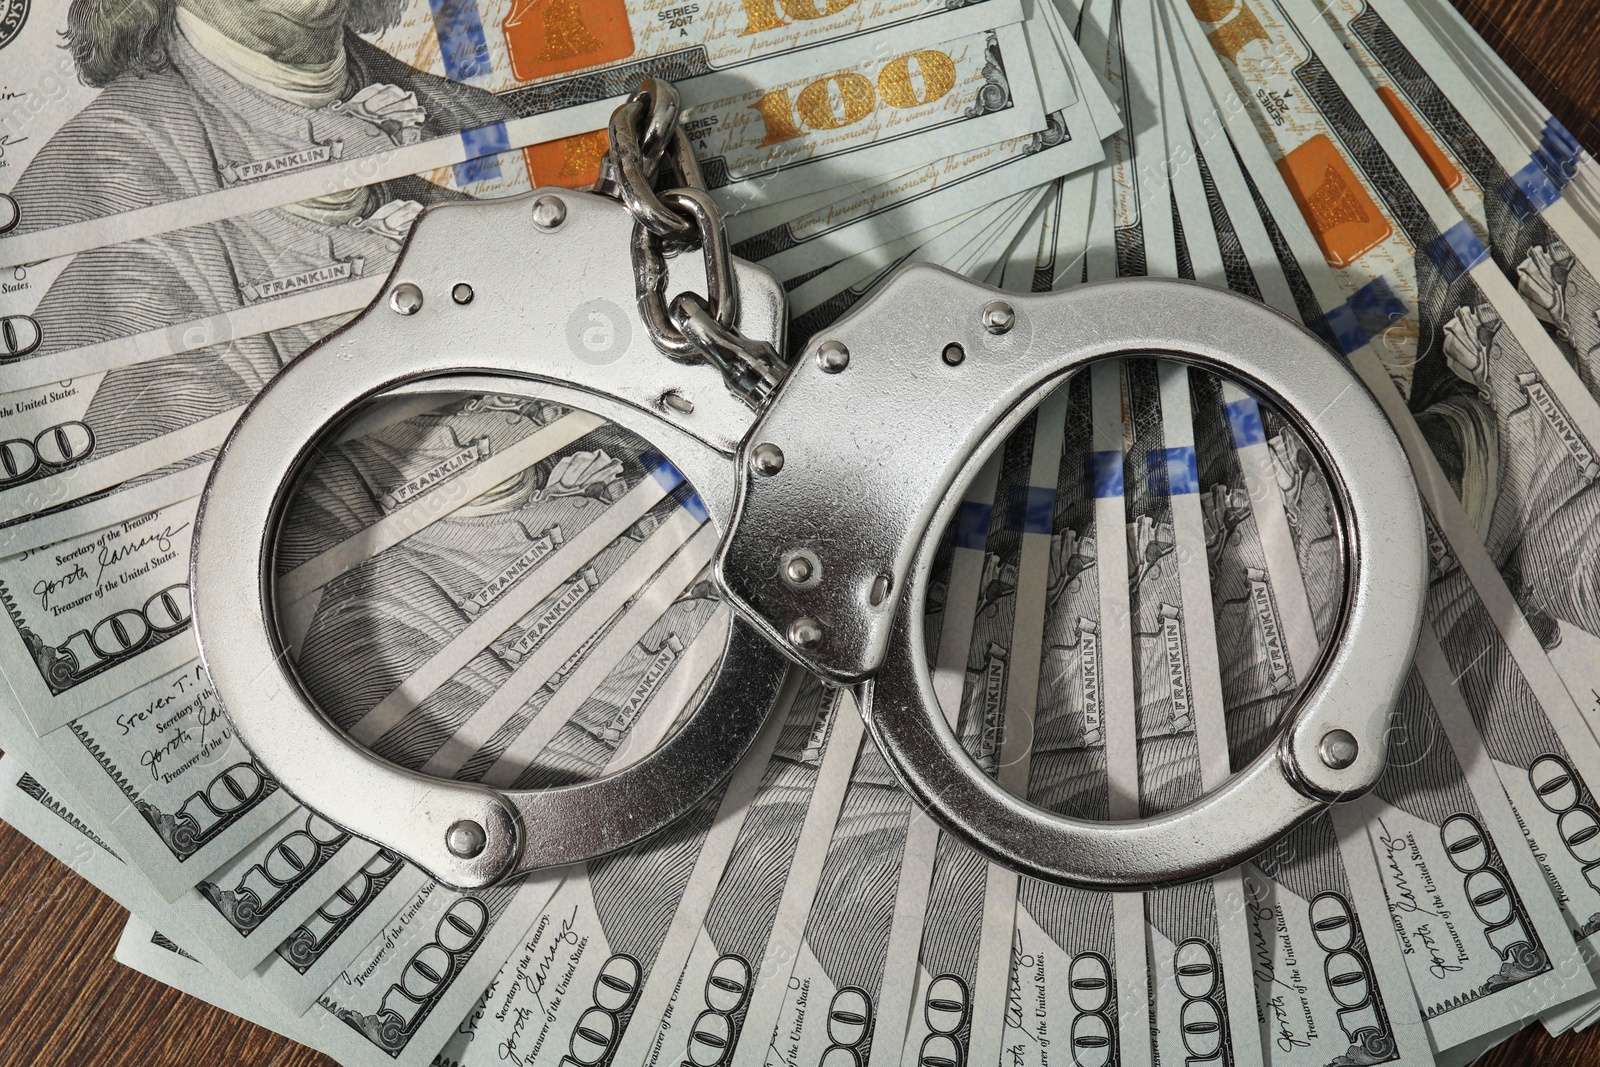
left=3, top=1, right=1599, bottom=1062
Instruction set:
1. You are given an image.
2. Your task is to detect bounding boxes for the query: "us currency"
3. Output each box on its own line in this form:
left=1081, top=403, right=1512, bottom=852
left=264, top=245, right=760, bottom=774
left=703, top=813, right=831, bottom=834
left=266, top=401, right=726, bottom=985
left=1341, top=623, right=1593, bottom=1048
left=0, top=496, right=207, bottom=735
left=869, top=455, right=1001, bottom=1067
left=1171, top=4, right=1600, bottom=1029
left=1120, top=360, right=1264, bottom=1067
left=1189, top=374, right=1435, bottom=1066
left=780, top=395, right=1063, bottom=1067
left=278, top=395, right=707, bottom=758
left=1308, top=0, right=1600, bottom=713
left=1315, top=0, right=1600, bottom=403
left=989, top=7, right=1167, bottom=1059
left=1399, top=0, right=1600, bottom=232
left=0, top=0, right=1022, bottom=266
left=0, top=17, right=1042, bottom=531
left=987, top=362, right=1144, bottom=1067
left=731, top=99, right=1100, bottom=284
left=0, top=747, right=305, bottom=1004
left=1242, top=814, right=1437, bottom=1067
left=259, top=849, right=433, bottom=1014
left=0, top=392, right=587, bottom=735
left=743, top=728, right=918, bottom=1067
left=26, top=659, right=293, bottom=900
left=1176, top=0, right=1600, bottom=721
left=1177, top=0, right=1600, bottom=927
left=308, top=589, right=733, bottom=1067
left=625, top=680, right=865, bottom=1067
left=438, top=668, right=804, bottom=1067
left=0, top=728, right=381, bottom=988
left=786, top=190, right=1045, bottom=346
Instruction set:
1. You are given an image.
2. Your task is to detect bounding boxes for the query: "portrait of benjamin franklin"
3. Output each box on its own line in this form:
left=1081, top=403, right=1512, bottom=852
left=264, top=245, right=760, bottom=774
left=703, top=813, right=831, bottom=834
left=12, top=0, right=515, bottom=454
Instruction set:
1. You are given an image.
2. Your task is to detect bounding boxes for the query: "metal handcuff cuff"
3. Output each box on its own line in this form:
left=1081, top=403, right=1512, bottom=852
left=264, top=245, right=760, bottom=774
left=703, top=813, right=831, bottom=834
left=190, top=80, right=1426, bottom=893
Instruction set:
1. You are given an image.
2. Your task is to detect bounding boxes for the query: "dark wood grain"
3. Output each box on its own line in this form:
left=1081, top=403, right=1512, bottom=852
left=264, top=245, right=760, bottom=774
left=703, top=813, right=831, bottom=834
left=4, top=1, right=1600, bottom=1062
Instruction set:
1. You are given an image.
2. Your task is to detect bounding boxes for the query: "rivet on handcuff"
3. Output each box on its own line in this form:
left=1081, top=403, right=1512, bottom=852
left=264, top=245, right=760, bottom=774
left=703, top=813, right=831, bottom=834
left=189, top=79, right=1426, bottom=893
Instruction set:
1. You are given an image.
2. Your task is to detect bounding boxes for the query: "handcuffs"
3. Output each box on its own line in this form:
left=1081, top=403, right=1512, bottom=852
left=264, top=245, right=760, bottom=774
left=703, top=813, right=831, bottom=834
left=190, top=81, right=1425, bottom=893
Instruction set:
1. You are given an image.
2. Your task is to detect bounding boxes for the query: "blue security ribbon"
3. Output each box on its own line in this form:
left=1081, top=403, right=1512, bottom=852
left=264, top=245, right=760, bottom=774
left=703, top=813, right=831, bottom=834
left=1007, top=485, right=1057, bottom=535
left=1224, top=395, right=1265, bottom=449
left=430, top=0, right=491, bottom=81
left=1325, top=276, right=1408, bottom=356
left=643, top=452, right=708, bottom=522
left=1505, top=117, right=1585, bottom=215
left=1421, top=219, right=1490, bottom=283
left=1090, top=450, right=1124, bottom=499
left=1148, top=446, right=1198, bottom=496
left=955, top=501, right=994, bottom=549
left=457, top=121, right=510, bottom=186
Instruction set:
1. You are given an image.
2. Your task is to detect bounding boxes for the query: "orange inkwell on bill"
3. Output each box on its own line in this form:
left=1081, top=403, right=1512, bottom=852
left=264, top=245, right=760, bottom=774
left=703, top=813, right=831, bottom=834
left=1277, top=134, right=1393, bottom=268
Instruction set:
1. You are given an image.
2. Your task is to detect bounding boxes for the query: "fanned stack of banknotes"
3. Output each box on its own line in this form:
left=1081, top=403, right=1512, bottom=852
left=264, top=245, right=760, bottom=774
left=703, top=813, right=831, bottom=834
left=3, top=0, right=1600, bottom=1064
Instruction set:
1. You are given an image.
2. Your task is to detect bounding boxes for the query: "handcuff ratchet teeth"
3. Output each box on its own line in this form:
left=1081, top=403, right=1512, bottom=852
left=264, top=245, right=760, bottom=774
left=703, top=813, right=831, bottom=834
left=190, top=80, right=1426, bottom=894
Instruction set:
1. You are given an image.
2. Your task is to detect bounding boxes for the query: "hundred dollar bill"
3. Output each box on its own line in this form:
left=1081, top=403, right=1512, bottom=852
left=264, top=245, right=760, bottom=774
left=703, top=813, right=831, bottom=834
left=0, top=497, right=206, bottom=735
left=1124, top=360, right=1265, bottom=1067
left=1241, top=814, right=1436, bottom=1066
left=441, top=667, right=803, bottom=1067
left=1190, top=41, right=1600, bottom=1036
left=260, top=849, right=433, bottom=1014
left=0, top=719, right=377, bottom=982
left=1176, top=0, right=1600, bottom=711
left=278, top=394, right=708, bottom=754
left=164, top=804, right=379, bottom=977
left=1188, top=376, right=1322, bottom=777
left=1186, top=327, right=1436, bottom=1065
left=786, top=193, right=1027, bottom=323
left=929, top=391, right=1072, bottom=1067
left=0, top=392, right=588, bottom=735
left=990, top=360, right=1146, bottom=1067
left=1314, top=0, right=1600, bottom=404
left=0, top=0, right=1021, bottom=267
left=786, top=189, right=1046, bottom=346
left=308, top=603, right=729, bottom=1067
left=1343, top=623, right=1594, bottom=1049
left=732, top=735, right=915, bottom=1067
left=633, top=679, right=863, bottom=1067
left=29, top=658, right=294, bottom=900
left=1399, top=0, right=1600, bottom=234
left=212, top=399, right=721, bottom=1010
left=871, top=455, right=1002, bottom=1067
left=732, top=91, right=1099, bottom=284
left=1171, top=7, right=1600, bottom=1023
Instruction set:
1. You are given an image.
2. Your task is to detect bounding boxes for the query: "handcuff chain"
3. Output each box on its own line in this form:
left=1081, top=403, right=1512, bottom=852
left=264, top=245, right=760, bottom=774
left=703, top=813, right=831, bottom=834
left=597, top=79, right=787, bottom=409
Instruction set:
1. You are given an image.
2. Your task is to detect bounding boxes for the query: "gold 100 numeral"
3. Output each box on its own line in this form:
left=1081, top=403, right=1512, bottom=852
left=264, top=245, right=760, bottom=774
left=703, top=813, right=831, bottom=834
left=748, top=50, right=958, bottom=147
left=738, top=0, right=857, bottom=35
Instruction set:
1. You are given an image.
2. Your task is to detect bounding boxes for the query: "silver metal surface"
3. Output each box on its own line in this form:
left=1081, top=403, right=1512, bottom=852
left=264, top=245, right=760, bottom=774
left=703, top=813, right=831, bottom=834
left=192, top=189, right=789, bottom=890
left=1320, top=730, right=1359, bottom=770
left=389, top=282, right=422, bottom=315
left=981, top=299, right=1015, bottom=334
left=750, top=442, right=784, bottom=476
left=608, top=79, right=784, bottom=408
left=719, top=268, right=1425, bottom=889
left=817, top=340, right=850, bottom=373
left=530, top=194, right=567, bottom=231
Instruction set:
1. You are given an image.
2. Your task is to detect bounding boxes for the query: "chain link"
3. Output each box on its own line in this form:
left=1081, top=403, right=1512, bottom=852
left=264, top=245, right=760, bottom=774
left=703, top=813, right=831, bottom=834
left=599, top=79, right=786, bottom=409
